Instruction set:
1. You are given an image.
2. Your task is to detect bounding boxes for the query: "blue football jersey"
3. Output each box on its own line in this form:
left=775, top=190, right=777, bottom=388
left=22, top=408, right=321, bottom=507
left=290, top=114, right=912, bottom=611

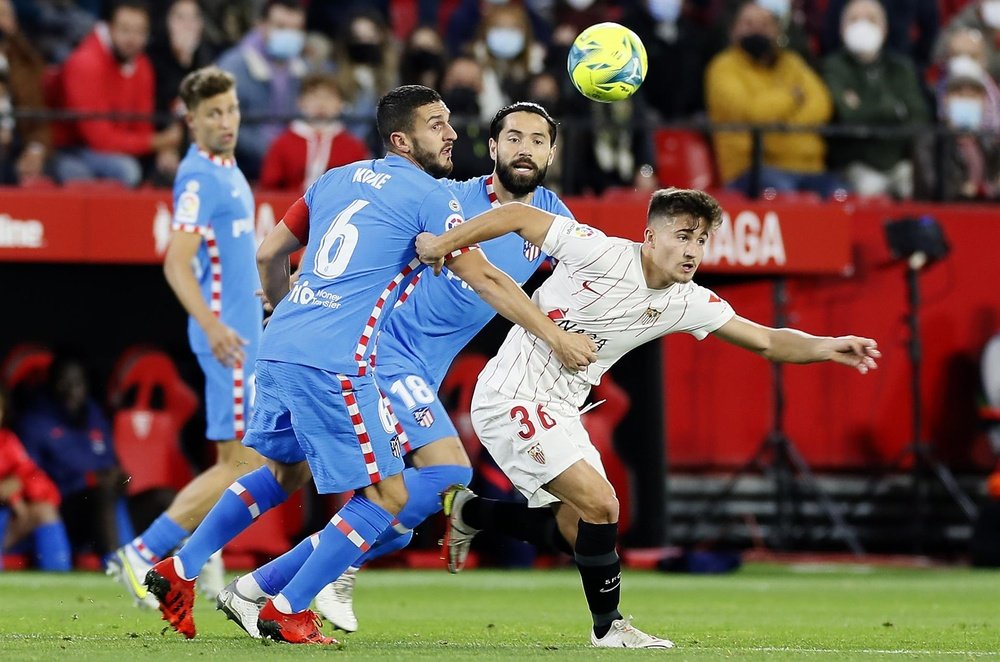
left=172, top=145, right=262, bottom=355
left=260, top=154, right=467, bottom=375
left=377, top=175, right=574, bottom=385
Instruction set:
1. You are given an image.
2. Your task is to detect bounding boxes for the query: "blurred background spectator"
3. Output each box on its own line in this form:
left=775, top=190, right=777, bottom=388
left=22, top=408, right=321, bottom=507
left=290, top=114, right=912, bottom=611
left=468, top=2, right=546, bottom=123
left=935, top=0, right=1000, bottom=85
left=916, top=56, right=1000, bottom=201
left=259, top=72, right=370, bottom=192
left=216, top=0, right=308, bottom=180
left=439, top=54, right=494, bottom=180
left=936, top=27, right=1000, bottom=131
left=446, top=0, right=551, bottom=57
left=706, top=0, right=838, bottom=197
left=0, top=387, right=71, bottom=571
left=399, top=25, right=447, bottom=89
left=51, top=0, right=182, bottom=187
left=12, top=0, right=96, bottom=65
left=822, top=0, right=929, bottom=199
left=333, top=9, right=399, bottom=150
left=0, top=0, right=51, bottom=186
left=823, top=0, right=939, bottom=71
left=14, top=355, right=128, bottom=559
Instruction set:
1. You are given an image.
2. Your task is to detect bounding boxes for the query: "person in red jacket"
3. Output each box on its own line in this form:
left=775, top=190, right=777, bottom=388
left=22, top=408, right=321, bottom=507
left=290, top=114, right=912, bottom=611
left=51, top=0, right=182, bottom=187
left=258, top=72, right=370, bottom=193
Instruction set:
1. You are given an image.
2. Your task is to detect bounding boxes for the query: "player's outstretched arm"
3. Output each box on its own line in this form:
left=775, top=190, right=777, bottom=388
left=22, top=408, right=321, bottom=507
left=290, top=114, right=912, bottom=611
left=257, top=221, right=304, bottom=309
left=712, top=316, right=880, bottom=374
left=448, top=251, right=597, bottom=372
left=416, top=202, right=558, bottom=274
left=164, top=230, right=247, bottom=367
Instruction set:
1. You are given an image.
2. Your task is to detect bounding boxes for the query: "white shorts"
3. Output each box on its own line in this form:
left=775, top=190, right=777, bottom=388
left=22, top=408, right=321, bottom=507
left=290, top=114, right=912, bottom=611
left=470, top=381, right=607, bottom=508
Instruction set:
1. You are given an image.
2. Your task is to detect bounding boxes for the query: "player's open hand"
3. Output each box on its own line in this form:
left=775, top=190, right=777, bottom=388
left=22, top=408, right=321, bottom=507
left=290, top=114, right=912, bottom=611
left=207, top=320, right=249, bottom=367
left=553, top=331, right=599, bottom=372
left=416, top=232, right=446, bottom=275
left=826, top=336, right=880, bottom=374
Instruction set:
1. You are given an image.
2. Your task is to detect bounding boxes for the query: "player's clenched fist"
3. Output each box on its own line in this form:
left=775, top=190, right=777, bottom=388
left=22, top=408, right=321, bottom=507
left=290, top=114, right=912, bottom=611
left=416, top=232, right=447, bottom=275
left=552, top=331, right=598, bottom=372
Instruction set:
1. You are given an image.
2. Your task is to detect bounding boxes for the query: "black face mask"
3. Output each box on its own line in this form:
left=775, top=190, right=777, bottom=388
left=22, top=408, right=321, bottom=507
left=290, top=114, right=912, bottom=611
left=410, top=48, right=443, bottom=74
left=444, top=86, right=480, bottom=116
left=347, top=42, right=383, bottom=65
left=739, top=34, right=774, bottom=61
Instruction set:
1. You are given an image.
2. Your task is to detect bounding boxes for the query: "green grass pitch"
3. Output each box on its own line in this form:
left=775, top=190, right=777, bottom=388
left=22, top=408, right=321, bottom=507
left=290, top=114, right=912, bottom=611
left=0, top=564, right=997, bottom=660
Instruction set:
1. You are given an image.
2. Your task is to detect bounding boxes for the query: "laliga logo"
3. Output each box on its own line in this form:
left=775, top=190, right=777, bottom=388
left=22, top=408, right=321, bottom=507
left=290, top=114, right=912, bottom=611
left=703, top=210, right=787, bottom=267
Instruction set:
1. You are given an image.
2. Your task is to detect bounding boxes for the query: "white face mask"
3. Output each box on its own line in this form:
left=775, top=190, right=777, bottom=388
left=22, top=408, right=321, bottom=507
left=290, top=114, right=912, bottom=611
left=756, top=0, right=791, bottom=20
left=565, top=0, right=596, bottom=9
left=948, top=97, right=984, bottom=129
left=983, top=0, right=1000, bottom=29
left=647, top=0, right=682, bottom=23
left=486, top=27, right=525, bottom=60
left=843, top=19, right=884, bottom=57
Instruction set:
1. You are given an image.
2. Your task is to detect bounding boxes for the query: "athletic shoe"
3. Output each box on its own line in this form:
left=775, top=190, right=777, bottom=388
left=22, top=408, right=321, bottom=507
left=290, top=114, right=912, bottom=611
left=105, top=545, right=158, bottom=609
left=145, top=558, right=197, bottom=639
left=314, top=566, right=359, bottom=632
left=257, top=600, right=339, bottom=645
left=216, top=577, right=264, bottom=638
left=591, top=616, right=675, bottom=649
left=197, top=549, right=225, bottom=600
left=441, top=485, right=479, bottom=573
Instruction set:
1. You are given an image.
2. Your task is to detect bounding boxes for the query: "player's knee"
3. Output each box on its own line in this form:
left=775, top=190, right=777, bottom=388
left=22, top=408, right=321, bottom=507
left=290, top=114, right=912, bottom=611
left=364, top=473, right=409, bottom=515
left=269, top=460, right=312, bottom=494
left=578, top=492, right=619, bottom=524
left=30, top=501, right=61, bottom=525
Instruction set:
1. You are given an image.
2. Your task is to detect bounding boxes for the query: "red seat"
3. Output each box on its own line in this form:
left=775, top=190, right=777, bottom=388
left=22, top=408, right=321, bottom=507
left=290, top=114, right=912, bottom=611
left=1, top=343, right=54, bottom=391
left=440, top=352, right=489, bottom=465
left=653, top=129, right=717, bottom=190
left=107, top=347, right=197, bottom=495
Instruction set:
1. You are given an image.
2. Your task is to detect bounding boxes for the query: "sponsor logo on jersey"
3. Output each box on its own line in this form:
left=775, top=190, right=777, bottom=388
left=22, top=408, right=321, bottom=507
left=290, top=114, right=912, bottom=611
left=0, top=214, right=44, bottom=248
left=413, top=407, right=435, bottom=428
left=638, top=306, right=663, bottom=325
left=232, top=217, right=254, bottom=238
left=708, top=293, right=722, bottom=303
left=527, top=442, right=546, bottom=465
left=523, top=240, right=540, bottom=261
left=288, top=278, right=342, bottom=309
left=175, top=191, right=200, bottom=224
left=563, top=222, right=596, bottom=238
left=546, top=308, right=568, bottom=321
left=445, top=213, right=465, bottom=231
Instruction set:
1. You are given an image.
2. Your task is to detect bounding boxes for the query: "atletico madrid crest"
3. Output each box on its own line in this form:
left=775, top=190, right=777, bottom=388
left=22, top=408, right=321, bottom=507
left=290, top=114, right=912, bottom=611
left=523, top=240, right=541, bottom=261
left=413, top=407, right=435, bottom=428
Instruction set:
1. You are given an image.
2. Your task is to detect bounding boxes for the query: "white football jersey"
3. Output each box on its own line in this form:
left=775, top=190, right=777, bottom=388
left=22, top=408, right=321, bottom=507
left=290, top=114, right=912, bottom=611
left=481, top=216, right=736, bottom=411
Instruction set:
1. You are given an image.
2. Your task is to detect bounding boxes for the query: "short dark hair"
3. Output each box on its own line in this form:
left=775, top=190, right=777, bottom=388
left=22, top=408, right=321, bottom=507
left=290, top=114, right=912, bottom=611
left=489, top=102, right=557, bottom=144
left=647, top=188, right=723, bottom=232
left=376, top=85, right=443, bottom=148
left=105, top=0, right=149, bottom=22
left=262, top=0, right=304, bottom=19
left=299, top=72, right=344, bottom=99
left=179, top=66, right=236, bottom=111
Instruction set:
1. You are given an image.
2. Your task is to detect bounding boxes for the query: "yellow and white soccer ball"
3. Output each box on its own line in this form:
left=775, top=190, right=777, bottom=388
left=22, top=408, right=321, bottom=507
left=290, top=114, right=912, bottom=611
left=567, top=22, right=648, bottom=103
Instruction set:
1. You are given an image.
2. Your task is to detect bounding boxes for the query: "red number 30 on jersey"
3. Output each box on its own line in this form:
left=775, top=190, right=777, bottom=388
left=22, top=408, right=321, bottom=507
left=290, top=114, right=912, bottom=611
left=509, top=404, right=557, bottom=441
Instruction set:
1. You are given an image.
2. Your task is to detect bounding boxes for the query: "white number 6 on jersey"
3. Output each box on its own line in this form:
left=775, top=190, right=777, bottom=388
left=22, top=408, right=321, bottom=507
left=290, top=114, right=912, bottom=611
left=314, top=199, right=367, bottom=279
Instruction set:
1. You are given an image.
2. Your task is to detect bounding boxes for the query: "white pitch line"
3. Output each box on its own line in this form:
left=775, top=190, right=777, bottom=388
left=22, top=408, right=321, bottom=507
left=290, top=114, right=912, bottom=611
left=697, top=646, right=998, bottom=657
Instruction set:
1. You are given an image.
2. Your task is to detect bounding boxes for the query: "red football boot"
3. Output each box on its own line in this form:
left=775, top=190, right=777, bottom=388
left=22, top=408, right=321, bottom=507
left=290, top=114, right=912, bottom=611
left=144, top=557, right=197, bottom=639
left=257, top=599, right=339, bottom=645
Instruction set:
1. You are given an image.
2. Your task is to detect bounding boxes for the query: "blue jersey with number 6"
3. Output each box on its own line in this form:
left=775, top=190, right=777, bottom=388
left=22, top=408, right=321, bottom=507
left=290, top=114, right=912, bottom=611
left=258, top=155, right=468, bottom=375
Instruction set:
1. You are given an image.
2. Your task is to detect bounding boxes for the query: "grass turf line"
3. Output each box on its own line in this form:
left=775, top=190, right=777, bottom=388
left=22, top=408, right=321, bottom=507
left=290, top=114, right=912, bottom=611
left=0, top=564, right=997, bottom=660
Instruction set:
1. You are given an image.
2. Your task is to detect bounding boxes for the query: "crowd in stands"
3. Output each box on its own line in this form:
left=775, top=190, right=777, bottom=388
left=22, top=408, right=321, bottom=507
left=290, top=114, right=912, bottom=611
left=1, top=0, right=999, bottom=200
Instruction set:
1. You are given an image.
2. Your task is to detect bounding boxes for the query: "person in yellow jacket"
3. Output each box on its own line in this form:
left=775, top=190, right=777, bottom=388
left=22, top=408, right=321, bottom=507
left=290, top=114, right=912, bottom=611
left=706, top=1, right=843, bottom=198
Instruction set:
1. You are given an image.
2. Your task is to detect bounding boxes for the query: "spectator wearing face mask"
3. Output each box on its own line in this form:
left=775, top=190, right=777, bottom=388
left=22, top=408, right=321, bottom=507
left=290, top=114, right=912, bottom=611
left=399, top=25, right=446, bottom=90
left=446, top=0, right=551, bottom=57
left=469, top=2, right=546, bottom=122
left=935, top=0, right=1000, bottom=85
left=916, top=58, right=1000, bottom=201
left=215, top=0, right=308, bottom=180
left=440, top=54, right=494, bottom=180
left=706, top=1, right=838, bottom=198
left=333, top=10, right=399, bottom=150
left=821, top=0, right=929, bottom=199
left=822, top=0, right=939, bottom=71
left=937, top=28, right=1000, bottom=133
left=259, top=73, right=370, bottom=193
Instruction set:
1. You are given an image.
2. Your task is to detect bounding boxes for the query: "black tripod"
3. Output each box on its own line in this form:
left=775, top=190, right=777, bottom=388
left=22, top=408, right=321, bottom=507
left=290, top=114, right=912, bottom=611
left=881, top=254, right=978, bottom=549
left=699, top=279, right=865, bottom=556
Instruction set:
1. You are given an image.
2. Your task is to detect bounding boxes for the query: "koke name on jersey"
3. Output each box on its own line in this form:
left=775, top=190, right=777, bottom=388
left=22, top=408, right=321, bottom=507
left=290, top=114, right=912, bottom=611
left=352, top=166, right=392, bottom=189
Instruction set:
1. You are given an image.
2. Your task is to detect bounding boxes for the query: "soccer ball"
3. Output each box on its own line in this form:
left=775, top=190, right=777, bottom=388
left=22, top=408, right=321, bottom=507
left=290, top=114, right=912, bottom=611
left=567, top=22, right=648, bottom=103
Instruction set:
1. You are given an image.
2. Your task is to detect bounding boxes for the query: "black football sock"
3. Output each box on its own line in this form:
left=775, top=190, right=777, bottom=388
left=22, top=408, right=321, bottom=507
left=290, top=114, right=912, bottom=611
left=574, top=520, right=622, bottom=638
left=461, top=496, right=573, bottom=555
